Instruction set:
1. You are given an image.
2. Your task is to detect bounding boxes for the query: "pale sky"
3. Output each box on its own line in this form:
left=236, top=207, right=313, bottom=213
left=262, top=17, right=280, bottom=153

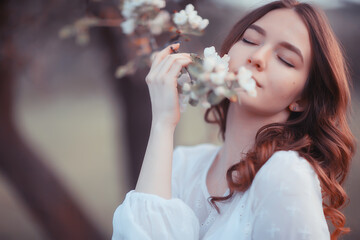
left=210, top=0, right=360, bottom=9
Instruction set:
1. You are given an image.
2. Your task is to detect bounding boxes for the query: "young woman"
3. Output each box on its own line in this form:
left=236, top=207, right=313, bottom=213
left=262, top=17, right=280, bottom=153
left=112, top=0, right=355, bottom=239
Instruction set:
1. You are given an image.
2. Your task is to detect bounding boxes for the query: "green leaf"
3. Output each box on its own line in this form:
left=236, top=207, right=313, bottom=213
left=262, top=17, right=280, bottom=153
left=187, top=64, right=203, bottom=79
left=224, top=89, right=237, bottom=98
left=190, top=53, right=203, bottom=65
left=192, top=81, right=208, bottom=95
left=189, top=98, right=199, bottom=106
left=207, top=90, right=225, bottom=105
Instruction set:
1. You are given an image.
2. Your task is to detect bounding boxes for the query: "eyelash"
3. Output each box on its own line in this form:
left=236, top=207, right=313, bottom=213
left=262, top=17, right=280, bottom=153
left=242, top=38, right=255, bottom=45
left=241, top=38, right=295, bottom=68
left=278, top=57, right=295, bottom=68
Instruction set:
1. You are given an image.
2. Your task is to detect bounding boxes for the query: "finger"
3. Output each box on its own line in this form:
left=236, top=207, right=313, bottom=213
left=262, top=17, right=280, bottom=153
left=165, top=59, right=193, bottom=84
left=154, top=55, right=192, bottom=82
left=148, top=53, right=186, bottom=80
left=150, top=51, right=159, bottom=63
left=152, top=43, right=180, bottom=67
left=157, top=53, right=191, bottom=72
left=152, top=49, right=189, bottom=64
left=147, top=53, right=191, bottom=83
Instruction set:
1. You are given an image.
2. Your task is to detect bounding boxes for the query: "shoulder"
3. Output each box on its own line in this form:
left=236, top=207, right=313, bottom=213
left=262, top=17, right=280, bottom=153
left=252, top=150, right=322, bottom=200
left=261, top=150, right=317, bottom=176
left=249, top=151, right=330, bottom=238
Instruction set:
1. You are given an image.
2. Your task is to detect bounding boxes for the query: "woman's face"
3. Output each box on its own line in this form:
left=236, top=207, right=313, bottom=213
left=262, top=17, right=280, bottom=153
left=228, top=8, right=312, bottom=117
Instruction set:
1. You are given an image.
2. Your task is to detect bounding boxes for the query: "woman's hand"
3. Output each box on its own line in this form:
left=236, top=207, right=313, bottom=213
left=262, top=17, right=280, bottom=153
left=145, top=43, right=192, bottom=128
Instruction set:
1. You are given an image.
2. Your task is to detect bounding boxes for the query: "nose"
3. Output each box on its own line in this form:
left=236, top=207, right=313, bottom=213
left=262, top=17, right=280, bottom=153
left=247, top=45, right=270, bottom=72
left=247, top=58, right=263, bottom=71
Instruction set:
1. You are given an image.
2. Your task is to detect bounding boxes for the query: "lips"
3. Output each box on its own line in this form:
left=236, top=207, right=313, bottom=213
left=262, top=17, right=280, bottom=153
left=252, top=76, right=262, bottom=88
left=233, top=68, right=262, bottom=88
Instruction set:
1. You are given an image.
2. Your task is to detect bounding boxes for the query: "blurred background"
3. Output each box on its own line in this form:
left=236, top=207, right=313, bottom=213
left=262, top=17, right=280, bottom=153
left=0, top=0, right=359, bottom=239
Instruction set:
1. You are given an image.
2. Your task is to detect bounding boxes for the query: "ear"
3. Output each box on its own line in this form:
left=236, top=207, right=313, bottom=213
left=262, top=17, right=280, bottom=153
left=288, top=98, right=308, bottom=112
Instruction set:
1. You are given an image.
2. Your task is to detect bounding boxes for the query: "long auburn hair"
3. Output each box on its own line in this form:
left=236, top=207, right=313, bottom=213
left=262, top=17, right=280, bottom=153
left=205, top=1, right=356, bottom=239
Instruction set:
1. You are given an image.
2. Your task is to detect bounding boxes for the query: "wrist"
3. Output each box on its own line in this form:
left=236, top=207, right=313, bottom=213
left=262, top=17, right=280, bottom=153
left=151, top=119, right=177, bottom=131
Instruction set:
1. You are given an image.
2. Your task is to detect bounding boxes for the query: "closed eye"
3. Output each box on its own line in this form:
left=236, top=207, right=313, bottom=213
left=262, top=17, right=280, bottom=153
left=278, top=56, right=294, bottom=68
left=242, top=37, right=295, bottom=68
left=241, top=38, right=256, bottom=45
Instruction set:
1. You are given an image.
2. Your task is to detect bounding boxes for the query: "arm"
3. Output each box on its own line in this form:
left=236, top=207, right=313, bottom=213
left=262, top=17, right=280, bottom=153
left=134, top=121, right=175, bottom=199
left=135, top=43, right=192, bottom=199
left=112, top=44, right=199, bottom=240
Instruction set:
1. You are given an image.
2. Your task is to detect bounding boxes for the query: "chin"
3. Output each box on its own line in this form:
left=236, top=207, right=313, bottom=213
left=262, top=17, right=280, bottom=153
left=237, top=91, right=258, bottom=105
left=235, top=93, right=273, bottom=116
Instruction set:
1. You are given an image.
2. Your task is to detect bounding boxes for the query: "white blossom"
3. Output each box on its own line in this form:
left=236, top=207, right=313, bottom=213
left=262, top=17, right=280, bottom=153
left=204, top=47, right=228, bottom=65
left=204, top=46, right=216, bottom=58
left=121, top=0, right=166, bottom=22
left=237, top=66, right=257, bottom=97
left=185, top=4, right=195, bottom=14
left=203, top=47, right=256, bottom=96
left=182, top=82, right=191, bottom=92
left=221, top=54, right=230, bottom=63
left=201, top=100, right=211, bottom=109
left=215, top=62, right=228, bottom=73
left=219, top=58, right=229, bottom=71
left=148, top=10, right=170, bottom=35
left=198, top=72, right=210, bottom=81
left=121, top=0, right=141, bottom=18
left=237, top=66, right=252, bottom=81
left=210, top=71, right=226, bottom=85
left=190, top=91, right=199, bottom=100
left=241, top=78, right=257, bottom=97
left=177, top=46, right=258, bottom=110
left=203, top=57, right=216, bottom=72
left=152, top=0, right=166, bottom=9
left=132, top=0, right=144, bottom=7
left=173, top=4, right=209, bottom=31
left=186, top=8, right=198, bottom=18
left=121, top=19, right=136, bottom=35
left=214, top=86, right=227, bottom=96
left=120, top=0, right=168, bottom=35
left=203, top=47, right=229, bottom=76
left=225, top=72, right=236, bottom=82
left=188, top=14, right=202, bottom=29
left=199, top=19, right=209, bottom=30
left=173, top=10, right=188, bottom=25
left=122, top=3, right=134, bottom=19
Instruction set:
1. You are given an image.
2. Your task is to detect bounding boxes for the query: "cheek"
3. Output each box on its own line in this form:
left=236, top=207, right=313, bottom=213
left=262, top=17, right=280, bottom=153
left=266, top=57, right=309, bottom=102
left=228, top=44, right=249, bottom=71
left=269, top=76, right=304, bottom=103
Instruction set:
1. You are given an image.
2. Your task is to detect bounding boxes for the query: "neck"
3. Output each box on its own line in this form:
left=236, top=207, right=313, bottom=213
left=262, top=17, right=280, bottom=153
left=216, top=102, right=289, bottom=177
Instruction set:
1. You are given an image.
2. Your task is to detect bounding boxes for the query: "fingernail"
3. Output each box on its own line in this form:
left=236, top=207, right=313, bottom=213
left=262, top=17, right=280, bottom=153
left=170, top=46, right=177, bottom=53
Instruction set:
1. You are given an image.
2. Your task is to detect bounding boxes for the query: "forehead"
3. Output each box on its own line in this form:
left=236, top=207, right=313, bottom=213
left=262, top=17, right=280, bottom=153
left=250, top=8, right=312, bottom=63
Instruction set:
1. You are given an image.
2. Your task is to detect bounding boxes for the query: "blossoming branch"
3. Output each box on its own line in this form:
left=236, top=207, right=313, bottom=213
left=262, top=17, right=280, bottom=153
left=59, top=2, right=209, bottom=78
left=176, top=46, right=257, bottom=111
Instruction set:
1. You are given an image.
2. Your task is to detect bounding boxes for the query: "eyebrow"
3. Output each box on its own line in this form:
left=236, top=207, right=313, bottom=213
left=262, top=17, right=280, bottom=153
left=247, top=24, right=304, bottom=63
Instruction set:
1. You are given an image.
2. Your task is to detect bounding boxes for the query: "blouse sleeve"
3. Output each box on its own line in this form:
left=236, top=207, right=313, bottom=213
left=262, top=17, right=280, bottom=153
left=250, top=151, right=330, bottom=240
left=112, top=147, right=200, bottom=240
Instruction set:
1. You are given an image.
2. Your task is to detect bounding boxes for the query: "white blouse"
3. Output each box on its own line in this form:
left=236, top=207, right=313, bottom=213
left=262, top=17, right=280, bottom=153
left=112, top=143, right=330, bottom=240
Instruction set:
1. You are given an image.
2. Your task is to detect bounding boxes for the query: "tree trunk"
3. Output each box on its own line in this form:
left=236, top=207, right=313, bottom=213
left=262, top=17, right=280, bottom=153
left=0, top=1, right=105, bottom=239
